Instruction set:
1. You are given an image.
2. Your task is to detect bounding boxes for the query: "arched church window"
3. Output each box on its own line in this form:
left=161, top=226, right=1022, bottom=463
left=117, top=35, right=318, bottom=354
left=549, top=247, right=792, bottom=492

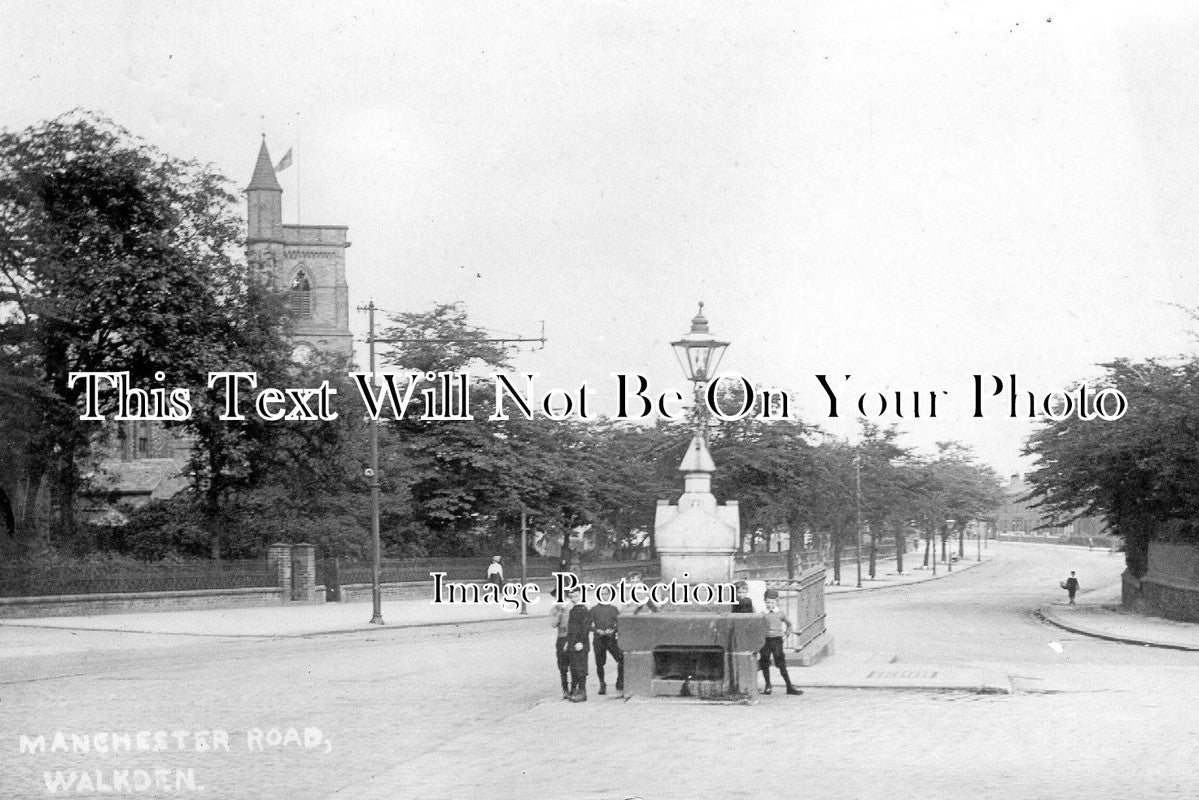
left=290, top=271, right=313, bottom=318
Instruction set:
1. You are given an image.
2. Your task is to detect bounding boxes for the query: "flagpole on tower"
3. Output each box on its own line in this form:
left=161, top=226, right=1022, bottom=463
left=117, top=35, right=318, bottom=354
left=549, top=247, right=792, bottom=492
left=295, top=111, right=301, bottom=225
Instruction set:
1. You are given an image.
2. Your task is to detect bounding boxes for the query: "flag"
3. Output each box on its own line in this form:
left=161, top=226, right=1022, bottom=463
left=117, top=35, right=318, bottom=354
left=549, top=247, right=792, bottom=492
left=275, top=148, right=293, bottom=172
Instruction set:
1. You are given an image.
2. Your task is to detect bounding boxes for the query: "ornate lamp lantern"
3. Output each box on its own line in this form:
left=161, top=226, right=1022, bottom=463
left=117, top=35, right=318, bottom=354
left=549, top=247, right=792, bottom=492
left=670, top=301, right=730, bottom=384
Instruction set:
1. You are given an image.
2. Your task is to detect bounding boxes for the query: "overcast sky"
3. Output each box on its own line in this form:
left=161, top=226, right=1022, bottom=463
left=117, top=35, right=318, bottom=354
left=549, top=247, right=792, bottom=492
left=5, top=0, right=1199, bottom=475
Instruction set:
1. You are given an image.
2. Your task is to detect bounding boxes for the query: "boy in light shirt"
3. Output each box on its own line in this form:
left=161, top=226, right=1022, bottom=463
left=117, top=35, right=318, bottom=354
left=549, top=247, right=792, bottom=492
left=759, top=588, right=803, bottom=696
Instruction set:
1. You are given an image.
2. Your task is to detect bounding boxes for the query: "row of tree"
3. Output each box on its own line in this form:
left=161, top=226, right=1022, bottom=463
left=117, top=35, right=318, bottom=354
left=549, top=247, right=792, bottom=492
left=1, top=112, right=1007, bottom=566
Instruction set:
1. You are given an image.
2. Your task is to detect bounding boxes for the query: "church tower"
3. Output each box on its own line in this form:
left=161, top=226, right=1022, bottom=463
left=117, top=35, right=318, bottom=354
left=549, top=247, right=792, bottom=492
left=246, top=139, right=353, bottom=359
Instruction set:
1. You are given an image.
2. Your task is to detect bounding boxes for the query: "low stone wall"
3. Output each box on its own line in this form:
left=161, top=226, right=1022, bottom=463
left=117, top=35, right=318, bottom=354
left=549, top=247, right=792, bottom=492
left=1125, top=542, right=1199, bottom=623
left=0, top=542, right=324, bottom=619
left=0, top=587, right=289, bottom=618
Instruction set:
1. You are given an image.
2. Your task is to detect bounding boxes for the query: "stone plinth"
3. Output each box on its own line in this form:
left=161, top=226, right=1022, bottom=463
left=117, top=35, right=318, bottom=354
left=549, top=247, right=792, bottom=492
left=621, top=611, right=766, bottom=697
left=653, top=436, right=739, bottom=586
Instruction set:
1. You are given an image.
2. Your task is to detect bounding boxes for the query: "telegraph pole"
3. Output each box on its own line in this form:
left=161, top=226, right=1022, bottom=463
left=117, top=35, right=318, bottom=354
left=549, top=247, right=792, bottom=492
left=355, top=302, right=547, bottom=626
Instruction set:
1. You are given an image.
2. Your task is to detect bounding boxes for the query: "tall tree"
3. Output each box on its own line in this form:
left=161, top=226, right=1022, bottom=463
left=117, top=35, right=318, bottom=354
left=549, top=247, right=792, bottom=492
left=1024, top=358, right=1199, bottom=576
left=0, top=111, right=261, bottom=547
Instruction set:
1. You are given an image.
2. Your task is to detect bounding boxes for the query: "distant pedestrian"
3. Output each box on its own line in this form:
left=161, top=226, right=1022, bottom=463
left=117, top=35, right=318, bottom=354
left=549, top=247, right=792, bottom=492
left=591, top=597, right=624, bottom=695
left=759, top=588, right=802, bottom=696
left=487, top=555, right=503, bottom=590
left=1061, top=571, right=1080, bottom=605
left=550, top=590, right=574, bottom=699
left=564, top=587, right=593, bottom=702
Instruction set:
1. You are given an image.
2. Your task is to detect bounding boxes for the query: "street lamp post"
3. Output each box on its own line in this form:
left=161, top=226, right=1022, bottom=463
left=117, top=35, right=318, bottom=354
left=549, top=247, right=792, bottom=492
left=854, top=451, right=863, bottom=588
left=671, top=302, right=729, bottom=441
left=520, top=507, right=529, bottom=615
left=367, top=301, right=383, bottom=625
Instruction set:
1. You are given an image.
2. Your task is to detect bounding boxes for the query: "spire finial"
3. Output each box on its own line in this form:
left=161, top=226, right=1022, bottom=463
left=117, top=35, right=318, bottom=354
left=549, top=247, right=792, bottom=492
left=690, top=301, right=709, bottom=334
left=247, top=137, right=283, bottom=192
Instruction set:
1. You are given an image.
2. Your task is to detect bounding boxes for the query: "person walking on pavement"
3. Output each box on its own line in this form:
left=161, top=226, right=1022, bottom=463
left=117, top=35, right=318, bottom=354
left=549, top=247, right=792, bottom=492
left=565, top=587, right=593, bottom=702
left=1061, top=571, right=1080, bottom=605
left=591, top=596, right=624, bottom=695
left=487, top=556, right=504, bottom=590
left=759, top=588, right=802, bottom=696
left=550, top=589, right=574, bottom=699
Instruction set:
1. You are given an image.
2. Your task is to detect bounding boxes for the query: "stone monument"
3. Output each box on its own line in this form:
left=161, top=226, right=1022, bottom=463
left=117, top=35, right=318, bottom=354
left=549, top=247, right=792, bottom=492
left=620, top=434, right=766, bottom=698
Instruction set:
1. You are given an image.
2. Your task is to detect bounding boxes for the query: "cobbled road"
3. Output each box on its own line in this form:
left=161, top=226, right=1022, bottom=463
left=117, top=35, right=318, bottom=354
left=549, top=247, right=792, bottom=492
left=2, top=543, right=1196, bottom=799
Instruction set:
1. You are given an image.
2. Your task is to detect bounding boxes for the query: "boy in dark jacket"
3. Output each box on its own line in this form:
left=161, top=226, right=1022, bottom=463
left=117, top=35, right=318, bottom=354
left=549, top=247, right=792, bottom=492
left=1062, top=572, right=1080, bottom=605
left=565, top=588, right=593, bottom=702
left=591, top=598, right=624, bottom=695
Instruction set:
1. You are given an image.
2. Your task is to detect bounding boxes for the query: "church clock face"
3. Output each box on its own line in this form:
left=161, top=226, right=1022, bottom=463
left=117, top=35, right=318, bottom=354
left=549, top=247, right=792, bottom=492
left=291, top=342, right=316, bottom=363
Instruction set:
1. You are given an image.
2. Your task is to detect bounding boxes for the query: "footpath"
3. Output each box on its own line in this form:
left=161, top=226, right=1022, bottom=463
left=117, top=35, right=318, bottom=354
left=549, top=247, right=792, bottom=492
left=825, top=552, right=991, bottom=593
left=5, top=550, right=1195, bottom=659
left=0, top=556, right=991, bottom=653
left=0, top=592, right=551, bottom=659
left=0, top=561, right=983, bottom=662
left=1038, top=583, right=1199, bottom=651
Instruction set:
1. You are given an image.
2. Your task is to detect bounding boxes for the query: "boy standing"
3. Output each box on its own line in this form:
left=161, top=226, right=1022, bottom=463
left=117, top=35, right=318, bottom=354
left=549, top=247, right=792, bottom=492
left=1062, top=571, right=1080, bottom=605
left=731, top=580, right=754, bottom=613
left=759, top=588, right=803, bottom=696
left=565, top=587, right=593, bottom=702
left=591, top=597, right=624, bottom=695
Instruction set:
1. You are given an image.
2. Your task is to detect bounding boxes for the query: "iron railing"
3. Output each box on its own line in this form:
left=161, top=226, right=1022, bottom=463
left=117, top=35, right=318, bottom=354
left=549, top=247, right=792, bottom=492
left=765, top=565, right=828, bottom=653
left=0, top=559, right=276, bottom=598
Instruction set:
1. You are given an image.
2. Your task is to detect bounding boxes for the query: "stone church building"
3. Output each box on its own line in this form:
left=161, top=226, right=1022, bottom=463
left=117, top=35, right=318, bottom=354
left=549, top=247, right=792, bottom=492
left=246, top=139, right=353, bottom=359
left=83, top=140, right=353, bottom=522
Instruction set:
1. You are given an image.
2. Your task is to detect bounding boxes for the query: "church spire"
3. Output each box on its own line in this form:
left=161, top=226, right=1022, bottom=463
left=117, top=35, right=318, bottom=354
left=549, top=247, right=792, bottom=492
left=246, top=137, right=282, bottom=192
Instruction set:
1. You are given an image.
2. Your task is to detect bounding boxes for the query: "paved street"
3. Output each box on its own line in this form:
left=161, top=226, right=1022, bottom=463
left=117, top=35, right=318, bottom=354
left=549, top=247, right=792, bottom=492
left=2, top=543, right=1197, bottom=799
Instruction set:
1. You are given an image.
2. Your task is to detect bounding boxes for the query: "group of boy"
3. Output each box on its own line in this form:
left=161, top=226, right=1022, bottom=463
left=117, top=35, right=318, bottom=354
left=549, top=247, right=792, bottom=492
left=551, top=586, right=625, bottom=702
left=549, top=579, right=803, bottom=699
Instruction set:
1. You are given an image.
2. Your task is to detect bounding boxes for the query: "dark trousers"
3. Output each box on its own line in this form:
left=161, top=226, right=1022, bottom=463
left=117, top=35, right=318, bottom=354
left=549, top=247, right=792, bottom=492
left=1068, top=589, right=1077, bottom=604
left=593, top=634, right=624, bottom=688
left=759, top=636, right=793, bottom=688
left=567, top=646, right=589, bottom=693
left=555, top=636, right=570, bottom=692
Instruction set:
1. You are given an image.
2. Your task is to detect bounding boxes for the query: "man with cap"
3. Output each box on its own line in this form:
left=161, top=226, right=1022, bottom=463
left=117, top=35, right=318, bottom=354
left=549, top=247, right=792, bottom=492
left=591, top=594, right=624, bottom=695
left=759, top=588, right=803, bottom=696
left=564, top=586, right=594, bottom=701
left=1061, top=571, right=1080, bottom=605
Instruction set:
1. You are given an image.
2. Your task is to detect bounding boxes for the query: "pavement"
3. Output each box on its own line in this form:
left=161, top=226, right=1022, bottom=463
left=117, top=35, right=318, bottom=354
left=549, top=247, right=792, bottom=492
left=3, top=542, right=1198, bottom=800
left=1037, top=582, right=1199, bottom=651
left=0, top=594, right=551, bottom=658
left=2, top=544, right=1194, bottom=657
left=825, top=550, right=992, bottom=593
